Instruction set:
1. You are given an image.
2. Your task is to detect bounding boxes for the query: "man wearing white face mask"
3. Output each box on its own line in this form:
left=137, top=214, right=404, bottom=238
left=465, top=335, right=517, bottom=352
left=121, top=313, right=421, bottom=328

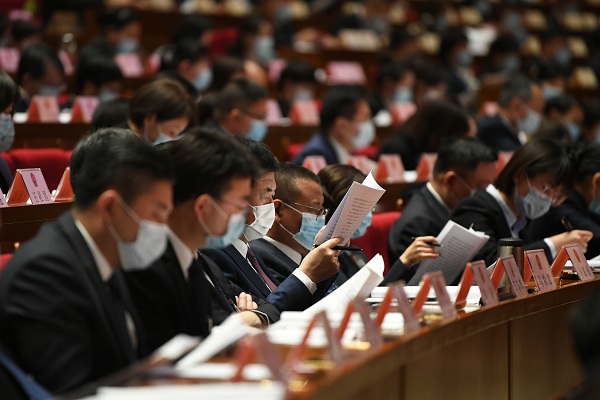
left=208, top=79, right=269, bottom=142
left=477, top=75, right=545, bottom=153
left=205, top=139, right=342, bottom=306
left=293, top=86, right=375, bottom=165
left=0, top=128, right=174, bottom=395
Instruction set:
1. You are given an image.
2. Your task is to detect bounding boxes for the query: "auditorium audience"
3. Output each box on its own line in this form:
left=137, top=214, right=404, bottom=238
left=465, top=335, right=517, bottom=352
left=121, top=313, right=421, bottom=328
left=0, top=128, right=174, bottom=394
left=525, top=144, right=600, bottom=259
left=0, top=73, right=18, bottom=191
left=451, top=139, right=593, bottom=266
left=581, top=99, right=600, bottom=144
left=158, top=38, right=212, bottom=98
left=14, top=42, right=65, bottom=112
left=477, top=75, right=545, bottom=152
left=230, top=14, right=275, bottom=68
left=8, top=19, right=42, bottom=51
left=439, top=27, right=478, bottom=104
left=276, top=59, right=317, bottom=118
left=379, top=99, right=474, bottom=171
left=368, top=60, right=416, bottom=119
left=127, top=78, right=194, bottom=144
left=541, top=95, right=583, bottom=142
left=292, top=85, right=374, bottom=165
left=478, top=34, right=521, bottom=82
left=73, top=54, right=123, bottom=103
left=80, top=8, right=141, bottom=61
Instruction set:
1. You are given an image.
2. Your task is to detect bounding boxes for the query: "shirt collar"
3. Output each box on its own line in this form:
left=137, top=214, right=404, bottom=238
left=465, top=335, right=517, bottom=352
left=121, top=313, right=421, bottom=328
left=74, top=219, right=113, bottom=282
left=263, top=236, right=303, bottom=265
left=426, top=182, right=451, bottom=212
left=169, top=230, right=196, bottom=280
left=486, top=184, right=526, bottom=235
left=329, top=137, right=351, bottom=164
left=231, top=238, right=249, bottom=259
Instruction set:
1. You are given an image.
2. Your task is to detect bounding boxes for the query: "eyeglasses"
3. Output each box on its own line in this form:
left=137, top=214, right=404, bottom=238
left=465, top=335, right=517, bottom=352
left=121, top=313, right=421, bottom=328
left=216, top=197, right=251, bottom=215
left=282, top=200, right=328, bottom=220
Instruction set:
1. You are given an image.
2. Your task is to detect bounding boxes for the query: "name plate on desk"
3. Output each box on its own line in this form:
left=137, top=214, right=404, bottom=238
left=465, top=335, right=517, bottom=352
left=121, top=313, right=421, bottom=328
left=71, top=96, right=99, bottom=123
left=415, top=153, right=437, bottom=182
left=376, top=282, right=420, bottom=334
left=471, top=260, right=499, bottom=306
left=27, top=96, right=60, bottom=123
left=53, top=167, right=74, bottom=202
left=302, top=156, right=327, bottom=174
left=562, top=244, right=595, bottom=281
left=289, top=100, right=319, bottom=125
left=7, top=169, right=52, bottom=205
left=525, top=249, right=556, bottom=292
left=114, top=54, right=144, bottom=77
left=496, top=256, right=528, bottom=299
left=375, top=154, right=405, bottom=183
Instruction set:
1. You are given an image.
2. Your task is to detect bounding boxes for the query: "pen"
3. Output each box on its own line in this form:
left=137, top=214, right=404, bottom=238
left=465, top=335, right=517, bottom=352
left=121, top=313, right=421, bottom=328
left=411, top=237, right=442, bottom=247
left=561, top=216, right=574, bottom=232
left=228, top=299, right=241, bottom=313
left=332, top=245, right=363, bottom=251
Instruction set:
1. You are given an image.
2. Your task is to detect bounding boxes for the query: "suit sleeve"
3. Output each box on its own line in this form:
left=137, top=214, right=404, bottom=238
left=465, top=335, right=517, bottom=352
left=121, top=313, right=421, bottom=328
left=266, top=274, right=315, bottom=312
left=381, top=259, right=414, bottom=285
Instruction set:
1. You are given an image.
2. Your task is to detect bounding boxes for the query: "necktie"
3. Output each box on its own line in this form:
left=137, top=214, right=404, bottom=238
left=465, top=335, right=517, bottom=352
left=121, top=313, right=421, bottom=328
left=188, top=258, right=213, bottom=337
left=0, top=351, right=52, bottom=400
left=246, top=247, right=278, bottom=291
left=106, top=275, right=136, bottom=360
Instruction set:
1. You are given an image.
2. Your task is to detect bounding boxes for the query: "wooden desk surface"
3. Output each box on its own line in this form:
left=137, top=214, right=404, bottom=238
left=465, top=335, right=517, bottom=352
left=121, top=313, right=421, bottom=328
left=289, top=279, right=600, bottom=400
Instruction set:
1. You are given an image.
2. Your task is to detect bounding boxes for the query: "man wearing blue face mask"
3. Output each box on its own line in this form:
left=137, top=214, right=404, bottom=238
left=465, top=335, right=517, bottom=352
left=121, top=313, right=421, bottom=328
left=251, top=164, right=349, bottom=289
left=207, top=78, right=269, bottom=142
left=542, top=95, right=583, bottom=143
left=205, top=141, right=342, bottom=307
left=477, top=75, right=545, bottom=153
left=157, top=39, right=212, bottom=99
left=293, top=86, right=375, bottom=165
left=0, top=128, right=174, bottom=395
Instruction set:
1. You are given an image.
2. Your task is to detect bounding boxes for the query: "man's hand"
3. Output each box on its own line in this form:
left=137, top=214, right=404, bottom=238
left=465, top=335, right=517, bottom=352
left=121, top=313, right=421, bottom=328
left=299, top=237, right=343, bottom=283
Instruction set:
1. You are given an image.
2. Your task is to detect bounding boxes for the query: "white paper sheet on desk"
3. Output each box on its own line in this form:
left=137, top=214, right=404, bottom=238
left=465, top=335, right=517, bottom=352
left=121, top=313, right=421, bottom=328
left=176, top=314, right=249, bottom=369
left=176, top=363, right=272, bottom=381
left=83, top=382, right=285, bottom=400
left=370, top=285, right=482, bottom=306
left=315, top=171, right=385, bottom=245
left=407, top=220, right=489, bottom=285
left=566, top=260, right=600, bottom=268
left=302, top=254, right=385, bottom=317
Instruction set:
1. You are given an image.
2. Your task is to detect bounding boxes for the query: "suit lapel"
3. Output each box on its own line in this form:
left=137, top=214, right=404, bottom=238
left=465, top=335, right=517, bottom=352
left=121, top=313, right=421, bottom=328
left=223, top=245, right=271, bottom=297
left=253, top=239, right=298, bottom=275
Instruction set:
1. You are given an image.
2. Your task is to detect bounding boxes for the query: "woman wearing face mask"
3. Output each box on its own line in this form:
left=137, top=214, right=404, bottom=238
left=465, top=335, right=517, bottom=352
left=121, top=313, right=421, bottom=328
left=525, top=144, right=600, bottom=259
left=0, top=72, right=18, bottom=193
left=127, top=79, right=195, bottom=145
left=158, top=39, right=213, bottom=99
left=451, top=139, right=593, bottom=267
left=230, top=15, right=276, bottom=68
left=319, top=165, right=439, bottom=282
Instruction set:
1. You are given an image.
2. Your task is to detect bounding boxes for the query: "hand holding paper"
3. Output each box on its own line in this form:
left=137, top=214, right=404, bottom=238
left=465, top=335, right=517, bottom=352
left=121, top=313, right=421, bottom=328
left=300, top=237, right=343, bottom=283
left=400, top=236, right=441, bottom=267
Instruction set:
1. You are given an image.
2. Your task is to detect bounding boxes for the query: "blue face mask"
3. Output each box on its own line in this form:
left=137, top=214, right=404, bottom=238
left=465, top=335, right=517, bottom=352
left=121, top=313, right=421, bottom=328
left=518, top=109, right=542, bottom=135
left=253, top=36, right=275, bottom=64
left=98, top=88, right=119, bottom=103
left=116, top=38, right=139, bottom=54
left=565, top=122, right=581, bottom=141
left=456, top=50, right=473, bottom=68
left=193, top=68, right=212, bottom=92
left=245, top=119, right=268, bottom=142
left=279, top=203, right=326, bottom=250
left=542, top=85, right=562, bottom=100
left=589, top=198, right=600, bottom=216
left=393, top=87, right=413, bottom=103
left=553, top=47, right=572, bottom=68
left=199, top=198, right=246, bottom=249
left=351, top=211, right=372, bottom=239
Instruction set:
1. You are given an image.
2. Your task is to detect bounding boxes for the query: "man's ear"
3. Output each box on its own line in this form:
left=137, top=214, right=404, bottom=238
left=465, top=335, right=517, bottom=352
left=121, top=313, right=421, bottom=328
left=193, top=194, right=211, bottom=220
left=273, top=199, right=284, bottom=221
left=441, top=171, right=456, bottom=186
left=96, top=189, right=120, bottom=220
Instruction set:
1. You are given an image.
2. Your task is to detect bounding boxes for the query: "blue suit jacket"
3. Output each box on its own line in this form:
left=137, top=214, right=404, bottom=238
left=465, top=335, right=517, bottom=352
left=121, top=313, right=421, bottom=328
left=291, top=133, right=339, bottom=165
left=203, top=245, right=330, bottom=312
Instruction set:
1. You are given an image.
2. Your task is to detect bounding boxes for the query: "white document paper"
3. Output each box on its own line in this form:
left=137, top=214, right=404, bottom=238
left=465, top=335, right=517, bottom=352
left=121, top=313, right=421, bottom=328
left=407, top=220, right=489, bottom=285
left=315, top=171, right=385, bottom=245
left=176, top=314, right=249, bottom=369
left=302, top=254, right=385, bottom=317
left=152, top=334, right=200, bottom=361
left=176, top=363, right=272, bottom=381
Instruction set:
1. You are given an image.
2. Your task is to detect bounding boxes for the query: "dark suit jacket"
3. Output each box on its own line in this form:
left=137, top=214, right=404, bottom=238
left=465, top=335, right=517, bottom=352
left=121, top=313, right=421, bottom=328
left=389, top=185, right=450, bottom=261
left=250, top=238, right=350, bottom=286
left=524, top=190, right=600, bottom=259
left=126, top=242, right=282, bottom=352
left=450, top=188, right=551, bottom=266
left=0, top=212, right=144, bottom=395
left=291, top=133, right=339, bottom=165
left=476, top=114, right=521, bottom=153
left=203, top=244, right=332, bottom=312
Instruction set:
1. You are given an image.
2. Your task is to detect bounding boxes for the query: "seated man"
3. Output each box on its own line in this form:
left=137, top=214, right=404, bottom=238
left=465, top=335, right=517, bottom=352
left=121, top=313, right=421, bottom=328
left=388, top=138, right=497, bottom=280
left=203, top=140, right=341, bottom=308
left=292, top=85, right=375, bottom=165
left=0, top=128, right=174, bottom=394
left=251, top=163, right=350, bottom=285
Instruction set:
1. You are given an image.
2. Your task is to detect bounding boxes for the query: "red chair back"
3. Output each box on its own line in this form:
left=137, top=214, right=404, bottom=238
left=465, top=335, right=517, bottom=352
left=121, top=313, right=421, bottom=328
left=351, top=211, right=401, bottom=275
left=0, top=253, right=12, bottom=274
left=5, top=148, right=72, bottom=190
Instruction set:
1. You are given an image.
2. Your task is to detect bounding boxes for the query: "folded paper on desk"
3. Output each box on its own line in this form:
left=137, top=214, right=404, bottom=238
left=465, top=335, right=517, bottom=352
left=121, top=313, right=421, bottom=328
left=408, top=220, right=489, bottom=285
left=176, top=314, right=250, bottom=369
left=82, top=382, right=286, bottom=400
left=303, top=254, right=385, bottom=317
left=315, top=170, right=385, bottom=245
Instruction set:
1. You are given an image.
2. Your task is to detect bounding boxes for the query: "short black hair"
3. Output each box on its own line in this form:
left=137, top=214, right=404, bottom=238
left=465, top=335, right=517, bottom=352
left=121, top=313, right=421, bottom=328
left=498, top=75, right=533, bottom=108
left=170, top=13, right=211, bottom=43
left=70, top=128, right=173, bottom=209
left=570, top=144, right=600, bottom=184
left=237, top=137, right=280, bottom=176
left=495, top=138, right=574, bottom=195
left=91, top=99, right=129, bottom=131
left=544, top=94, right=577, bottom=116
left=0, top=72, right=19, bottom=112
left=129, top=78, right=195, bottom=127
left=10, top=19, right=41, bottom=43
left=160, top=127, right=259, bottom=205
left=375, top=61, right=410, bottom=89
left=97, top=8, right=139, bottom=31
left=17, top=42, right=64, bottom=85
left=160, top=38, right=208, bottom=72
left=433, top=137, right=497, bottom=177
left=439, top=27, right=468, bottom=62
left=583, top=99, right=600, bottom=129
left=274, top=163, right=320, bottom=202
left=75, top=55, right=123, bottom=94
left=320, top=85, right=364, bottom=134
left=213, top=78, right=268, bottom=119
left=489, top=34, right=519, bottom=55
left=278, top=59, right=316, bottom=89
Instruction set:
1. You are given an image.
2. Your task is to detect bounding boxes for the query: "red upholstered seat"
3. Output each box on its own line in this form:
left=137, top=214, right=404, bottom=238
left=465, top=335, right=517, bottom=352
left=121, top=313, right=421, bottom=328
left=351, top=211, right=401, bottom=275
left=0, top=253, right=12, bottom=274
left=4, top=149, right=72, bottom=190
left=208, top=28, right=239, bottom=57
left=286, top=143, right=305, bottom=162
left=354, top=145, right=378, bottom=159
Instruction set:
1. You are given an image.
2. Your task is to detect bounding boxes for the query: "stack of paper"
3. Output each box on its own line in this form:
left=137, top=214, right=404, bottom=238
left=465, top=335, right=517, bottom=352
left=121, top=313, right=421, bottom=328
left=407, top=220, right=489, bottom=285
left=315, top=171, right=386, bottom=245
left=81, top=383, right=286, bottom=399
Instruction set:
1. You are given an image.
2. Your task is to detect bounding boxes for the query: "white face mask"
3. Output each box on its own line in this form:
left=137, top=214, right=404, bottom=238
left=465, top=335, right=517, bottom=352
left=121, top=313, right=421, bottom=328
left=108, top=197, right=170, bottom=271
left=352, top=121, right=376, bottom=149
left=243, top=202, right=275, bottom=241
